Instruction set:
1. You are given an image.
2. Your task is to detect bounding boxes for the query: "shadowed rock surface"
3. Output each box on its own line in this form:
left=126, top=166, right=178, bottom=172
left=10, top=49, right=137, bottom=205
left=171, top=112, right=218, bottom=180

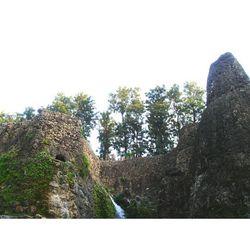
left=190, top=53, right=250, bottom=217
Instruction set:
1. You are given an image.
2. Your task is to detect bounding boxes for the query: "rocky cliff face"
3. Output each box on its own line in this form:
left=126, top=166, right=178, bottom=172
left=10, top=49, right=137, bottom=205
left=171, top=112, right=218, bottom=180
left=0, top=112, right=115, bottom=218
left=190, top=53, right=250, bottom=217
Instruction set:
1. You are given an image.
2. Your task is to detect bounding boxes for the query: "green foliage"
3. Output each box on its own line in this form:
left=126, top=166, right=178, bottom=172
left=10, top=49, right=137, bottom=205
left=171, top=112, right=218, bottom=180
left=48, top=92, right=75, bottom=114
left=0, top=112, right=17, bottom=123
left=74, top=93, right=98, bottom=138
left=22, top=107, right=36, bottom=120
left=82, top=154, right=91, bottom=169
left=146, top=85, right=172, bottom=155
left=42, top=137, right=50, bottom=145
left=109, top=87, right=146, bottom=158
left=80, top=154, right=91, bottom=178
left=0, top=148, right=54, bottom=216
left=125, top=199, right=157, bottom=218
left=0, top=107, right=36, bottom=123
left=109, top=86, right=135, bottom=118
left=93, top=184, right=116, bottom=218
left=66, top=171, right=75, bottom=187
left=47, top=92, right=97, bottom=138
left=182, top=81, right=205, bottom=123
left=145, top=83, right=205, bottom=155
left=167, top=84, right=185, bottom=139
left=98, top=111, right=116, bottom=160
left=114, top=192, right=157, bottom=218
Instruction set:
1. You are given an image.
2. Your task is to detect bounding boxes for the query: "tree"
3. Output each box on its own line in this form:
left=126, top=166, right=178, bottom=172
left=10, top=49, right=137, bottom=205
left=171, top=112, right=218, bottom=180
left=145, top=85, right=172, bottom=155
left=126, top=97, right=147, bottom=157
left=98, top=111, right=116, bottom=160
left=0, top=112, right=9, bottom=123
left=48, top=92, right=75, bottom=114
left=167, top=84, right=185, bottom=140
left=109, top=87, right=132, bottom=158
left=182, top=81, right=205, bottom=123
left=109, top=87, right=146, bottom=158
left=0, top=112, right=17, bottom=123
left=73, top=93, right=98, bottom=138
left=23, top=107, right=35, bottom=120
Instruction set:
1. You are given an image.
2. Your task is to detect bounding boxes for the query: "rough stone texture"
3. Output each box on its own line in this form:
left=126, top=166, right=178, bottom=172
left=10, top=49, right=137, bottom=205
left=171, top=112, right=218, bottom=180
left=207, top=52, right=250, bottom=104
left=190, top=85, right=250, bottom=217
left=190, top=53, right=250, bottom=217
left=101, top=151, right=177, bottom=202
left=0, top=111, right=102, bottom=218
left=158, top=124, right=197, bottom=217
left=48, top=161, right=95, bottom=218
left=100, top=124, right=197, bottom=217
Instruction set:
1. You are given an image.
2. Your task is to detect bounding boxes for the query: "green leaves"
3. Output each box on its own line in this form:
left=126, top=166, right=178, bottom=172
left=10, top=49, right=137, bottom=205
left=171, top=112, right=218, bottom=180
left=98, top=111, right=116, bottom=160
left=108, top=87, right=146, bottom=158
left=48, top=92, right=75, bottom=115
left=48, top=92, right=97, bottom=138
left=145, top=82, right=205, bottom=155
left=99, top=83, right=205, bottom=159
left=73, top=93, right=98, bottom=138
left=146, top=85, right=172, bottom=155
left=0, top=149, right=54, bottom=216
left=23, top=107, right=36, bottom=120
left=182, top=81, right=205, bottom=123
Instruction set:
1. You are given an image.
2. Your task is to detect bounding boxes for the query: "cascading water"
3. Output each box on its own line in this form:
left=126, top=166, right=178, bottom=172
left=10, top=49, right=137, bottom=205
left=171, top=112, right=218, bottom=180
left=110, top=196, right=126, bottom=218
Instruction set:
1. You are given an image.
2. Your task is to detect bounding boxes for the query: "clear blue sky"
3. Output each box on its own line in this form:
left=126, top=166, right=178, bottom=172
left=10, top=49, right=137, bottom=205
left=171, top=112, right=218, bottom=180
left=0, top=0, right=250, bottom=150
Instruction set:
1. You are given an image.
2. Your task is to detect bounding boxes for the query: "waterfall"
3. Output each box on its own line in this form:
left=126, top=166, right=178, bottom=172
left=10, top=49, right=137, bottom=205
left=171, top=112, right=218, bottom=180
left=110, top=196, right=126, bottom=219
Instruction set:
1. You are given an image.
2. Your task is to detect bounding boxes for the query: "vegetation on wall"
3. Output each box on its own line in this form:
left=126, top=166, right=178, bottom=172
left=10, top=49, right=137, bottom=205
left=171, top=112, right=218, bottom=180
left=80, top=154, right=91, bottom=179
left=0, top=147, right=54, bottom=217
left=93, top=184, right=116, bottom=218
left=115, top=192, right=157, bottom=218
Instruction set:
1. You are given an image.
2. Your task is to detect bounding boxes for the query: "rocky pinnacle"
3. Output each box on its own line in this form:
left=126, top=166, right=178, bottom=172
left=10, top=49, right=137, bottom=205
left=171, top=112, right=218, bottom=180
left=207, top=52, right=250, bottom=104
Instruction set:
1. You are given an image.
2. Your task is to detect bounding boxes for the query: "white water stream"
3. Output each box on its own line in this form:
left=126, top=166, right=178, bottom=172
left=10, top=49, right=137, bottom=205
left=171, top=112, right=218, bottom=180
left=110, top=196, right=126, bottom=219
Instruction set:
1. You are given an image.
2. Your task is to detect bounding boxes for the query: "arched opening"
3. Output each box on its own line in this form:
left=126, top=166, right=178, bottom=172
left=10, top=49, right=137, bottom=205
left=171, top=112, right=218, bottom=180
left=55, top=154, right=66, bottom=162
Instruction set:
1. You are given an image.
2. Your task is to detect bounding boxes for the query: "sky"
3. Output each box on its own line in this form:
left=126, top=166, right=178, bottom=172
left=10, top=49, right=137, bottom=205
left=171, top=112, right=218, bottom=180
left=0, top=0, right=250, bottom=150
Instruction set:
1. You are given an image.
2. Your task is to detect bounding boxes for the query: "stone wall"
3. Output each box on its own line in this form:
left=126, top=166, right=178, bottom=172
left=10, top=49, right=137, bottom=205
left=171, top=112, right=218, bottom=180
left=0, top=111, right=112, bottom=218
left=101, top=152, right=177, bottom=199
left=100, top=124, right=197, bottom=213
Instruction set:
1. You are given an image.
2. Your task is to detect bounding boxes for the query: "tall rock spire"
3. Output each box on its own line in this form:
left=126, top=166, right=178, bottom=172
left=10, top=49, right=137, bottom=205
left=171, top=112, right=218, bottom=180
left=190, top=53, right=250, bottom=217
left=207, top=52, right=250, bottom=104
